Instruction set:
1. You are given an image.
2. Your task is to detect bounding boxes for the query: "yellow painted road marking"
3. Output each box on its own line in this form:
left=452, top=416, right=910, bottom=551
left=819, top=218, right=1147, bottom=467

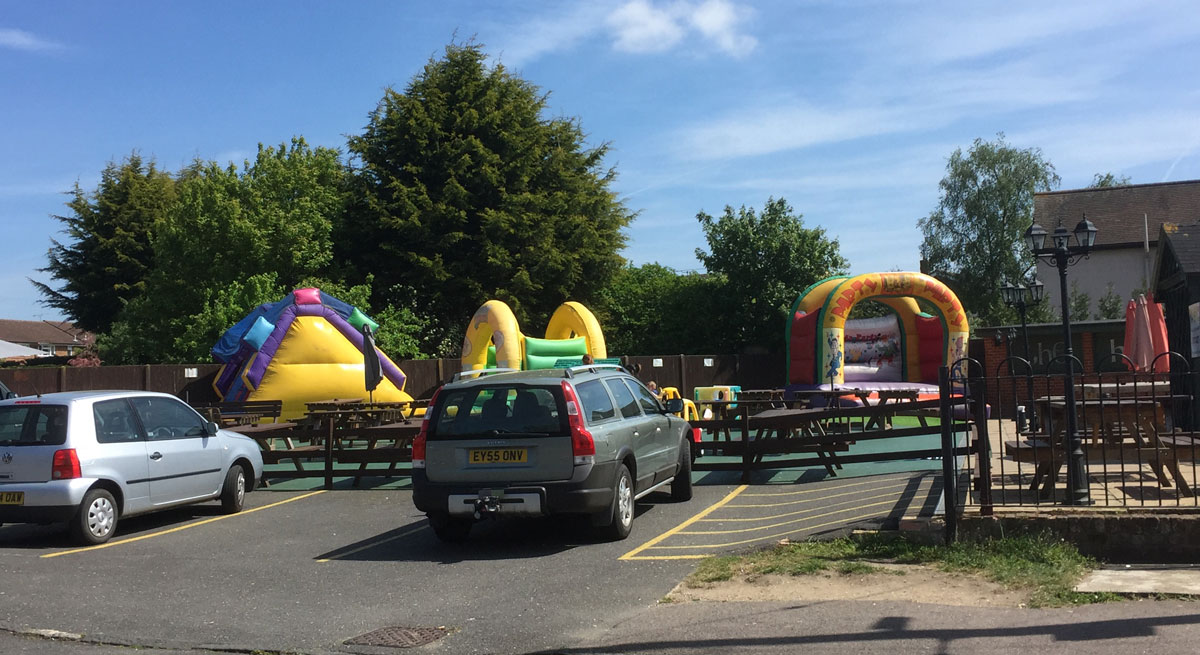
left=739, top=476, right=913, bottom=497
left=654, top=499, right=897, bottom=546
left=622, top=509, right=889, bottom=560
left=682, top=495, right=901, bottom=535
left=618, top=485, right=747, bottom=561
left=317, top=523, right=427, bottom=562
left=721, top=481, right=913, bottom=510
left=42, top=490, right=327, bottom=559
left=700, top=484, right=913, bottom=522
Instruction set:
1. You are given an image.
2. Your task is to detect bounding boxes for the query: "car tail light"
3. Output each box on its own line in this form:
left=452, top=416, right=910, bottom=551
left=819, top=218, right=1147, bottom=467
left=561, top=381, right=595, bottom=464
left=412, top=386, right=441, bottom=469
left=52, top=449, right=81, bottom=480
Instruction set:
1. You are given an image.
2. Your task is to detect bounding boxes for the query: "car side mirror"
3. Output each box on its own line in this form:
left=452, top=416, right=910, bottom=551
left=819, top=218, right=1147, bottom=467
left=665, top=398, right=683, bottom=414
left=205, top=421, right=220, bottom=436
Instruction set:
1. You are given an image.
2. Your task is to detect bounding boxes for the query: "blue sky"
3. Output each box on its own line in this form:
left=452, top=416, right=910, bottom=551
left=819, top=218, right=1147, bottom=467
left=3, top=1, right=1199, bottom=322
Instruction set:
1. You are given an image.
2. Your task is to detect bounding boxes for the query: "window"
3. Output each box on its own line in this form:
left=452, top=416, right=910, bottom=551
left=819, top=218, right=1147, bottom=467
left=604, top=379, right=640, bottom=419
left=576, top=380, right=616, bottom=422
left=94, top=399, right=143, bottom=444
left=130, top=397, right=206, bottom=441
left=432, top=386, right=566, bottom=438
left=627, top=380, right=662, bottom=414
left=0, top=405, right=69, bottom=446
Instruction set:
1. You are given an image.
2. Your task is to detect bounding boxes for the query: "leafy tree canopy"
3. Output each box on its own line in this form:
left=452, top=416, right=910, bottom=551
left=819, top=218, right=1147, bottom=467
left=1090, top=172, right=1132, bottom=188
left=103, top=139, right=345, bottom=363
left=34, top=154, right=175, bottom=333
left=918, top=134, right=1060, bottom=327
left=695, top=197, right=848, bottom=353
left=340, top=42, right=633, bottom=355
left=595, top=264, right=727, bottom=355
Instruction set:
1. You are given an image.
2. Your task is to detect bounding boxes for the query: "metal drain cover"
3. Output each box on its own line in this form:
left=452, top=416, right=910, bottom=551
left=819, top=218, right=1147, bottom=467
left=344, top=626, right=449, bottom=648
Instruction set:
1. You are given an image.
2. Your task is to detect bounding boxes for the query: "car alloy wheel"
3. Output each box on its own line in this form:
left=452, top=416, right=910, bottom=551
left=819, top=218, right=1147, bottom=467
left=616, top=472, right=633, bottom=528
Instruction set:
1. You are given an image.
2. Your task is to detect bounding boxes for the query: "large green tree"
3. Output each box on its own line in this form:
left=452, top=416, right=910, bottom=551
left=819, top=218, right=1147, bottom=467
left=695, top=197, right=848, bottom=353
left=918, top=134, right=1060, bottom=326
left=103, top=139, right=346, bottom=363
left=340, top=42, right=633, bottom=356
left=34, top=154, right=175, bottom=333
left=595, top=264, right=727, bottom=355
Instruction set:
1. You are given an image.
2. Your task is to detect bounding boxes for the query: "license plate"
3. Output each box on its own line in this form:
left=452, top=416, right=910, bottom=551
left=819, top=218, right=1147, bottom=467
left=0, top=491, right=23, bottom=505
left=468, top=448, right=527, bottom=464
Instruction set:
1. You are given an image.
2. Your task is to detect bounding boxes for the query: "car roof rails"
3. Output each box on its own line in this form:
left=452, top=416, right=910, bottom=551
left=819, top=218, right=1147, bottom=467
left=563, top=363, right=628, bottom=378
left=451, top=368, right=520, bottom=382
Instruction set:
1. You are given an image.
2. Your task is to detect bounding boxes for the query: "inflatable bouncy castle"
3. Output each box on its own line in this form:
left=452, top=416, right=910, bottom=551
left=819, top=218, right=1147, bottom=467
left=787, top=272, right=969, bottom=392
left=212, top=288, right=412, bottom=419
left=461, top=300, right=607, bottom=371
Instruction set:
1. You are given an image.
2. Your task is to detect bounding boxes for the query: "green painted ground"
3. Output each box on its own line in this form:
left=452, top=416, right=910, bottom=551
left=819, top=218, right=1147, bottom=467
left=258, top=416, right=961, bottom=491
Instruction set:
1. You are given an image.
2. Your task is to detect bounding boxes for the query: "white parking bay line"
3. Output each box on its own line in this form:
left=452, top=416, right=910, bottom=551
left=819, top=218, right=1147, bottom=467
left=41, top=490, right=327, bottom=559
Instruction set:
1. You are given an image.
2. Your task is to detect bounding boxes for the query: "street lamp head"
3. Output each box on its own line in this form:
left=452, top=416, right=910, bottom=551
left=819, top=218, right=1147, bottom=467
left=1001, top=281, right=1017, bottom=306
left=1028, top=277, right=1045, bottom=303
left=1051, top=222, right=1073, bottom=250
left=1073, top=213, right=1098, bottom=252
left=1025, top=223, right=1047, bottom=252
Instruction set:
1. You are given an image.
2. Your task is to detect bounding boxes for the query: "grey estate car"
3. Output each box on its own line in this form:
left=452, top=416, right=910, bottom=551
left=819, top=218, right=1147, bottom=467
left=412, top=365, right=693, bottom=542
left=0, top=391, right=264, bottom=545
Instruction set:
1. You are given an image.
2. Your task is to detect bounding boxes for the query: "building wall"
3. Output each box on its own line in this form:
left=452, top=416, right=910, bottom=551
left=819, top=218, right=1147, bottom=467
left=1036, top=246, right=1154, bottom=319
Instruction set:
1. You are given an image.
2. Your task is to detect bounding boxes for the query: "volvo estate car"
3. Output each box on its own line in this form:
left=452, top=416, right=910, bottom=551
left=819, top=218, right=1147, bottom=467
left=0, top=391, right=264, bottom=545
left=412, top=365, right=693, bottom=542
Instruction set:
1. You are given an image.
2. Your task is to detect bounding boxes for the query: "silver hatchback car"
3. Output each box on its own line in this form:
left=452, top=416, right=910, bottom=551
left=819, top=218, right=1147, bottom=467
left=412, top=365, right=693, bottom=542
left=0, top=391, right=264, bottom=545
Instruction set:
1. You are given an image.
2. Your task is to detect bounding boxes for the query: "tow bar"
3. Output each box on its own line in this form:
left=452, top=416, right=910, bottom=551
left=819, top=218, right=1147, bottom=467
left=472, top=494, right=502, bottom=519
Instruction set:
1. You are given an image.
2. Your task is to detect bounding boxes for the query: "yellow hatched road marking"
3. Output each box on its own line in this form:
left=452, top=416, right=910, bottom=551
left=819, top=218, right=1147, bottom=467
left=722, top=481, right=913, bottom=510
left=41, top=490, right=327, bottom=559
left=317, top=523, right=427, bottom=562
left=739, top=476, right=913, bottom=497
left=621, top=509, right=895, bottom=560
left=700, top=485, right=912, bottom=523
left=682, top=496, right=901, bottom=535
left=618, top=485, right=747, bottom=561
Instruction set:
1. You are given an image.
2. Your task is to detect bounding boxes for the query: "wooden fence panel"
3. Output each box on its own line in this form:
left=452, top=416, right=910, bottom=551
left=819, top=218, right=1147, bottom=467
left=0, top=367, right=59, bottom=395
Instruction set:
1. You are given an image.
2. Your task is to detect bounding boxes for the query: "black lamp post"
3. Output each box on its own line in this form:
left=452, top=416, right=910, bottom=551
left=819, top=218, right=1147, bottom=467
left=1024, top=214, right=1097, bottom=505
left=1001, top=277, right=1045, bottom=430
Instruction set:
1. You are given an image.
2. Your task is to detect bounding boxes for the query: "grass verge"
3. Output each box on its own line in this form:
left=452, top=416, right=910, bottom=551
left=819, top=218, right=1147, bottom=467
left=685, top=532, right=1121, bottom=607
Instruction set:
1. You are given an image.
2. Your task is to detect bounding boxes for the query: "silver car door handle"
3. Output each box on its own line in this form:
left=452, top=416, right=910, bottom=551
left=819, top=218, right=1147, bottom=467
left=149, top=452, right=163, bottom=461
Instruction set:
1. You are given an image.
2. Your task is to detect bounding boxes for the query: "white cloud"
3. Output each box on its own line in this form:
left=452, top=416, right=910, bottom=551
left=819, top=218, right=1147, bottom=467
left=0, top=28, right=63, bottom=52
left=689, top=0, right=756, bottom=57
left=489, top=1, right=758, bottom=63
left=490, top=5, right=611, bottom=68
left=607, top=0, right=686, bottom=53
left=1011, top=110, right=1200, bottom=181
left=677, top=103, right=909, bottom=161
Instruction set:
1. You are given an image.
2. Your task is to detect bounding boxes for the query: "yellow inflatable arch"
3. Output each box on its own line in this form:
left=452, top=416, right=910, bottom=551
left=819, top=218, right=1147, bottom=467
left=461, top=300, right=522, bottom=370
left=460, top=300, right=607, bottom=371
left=816, top=271, right=969, bottom=384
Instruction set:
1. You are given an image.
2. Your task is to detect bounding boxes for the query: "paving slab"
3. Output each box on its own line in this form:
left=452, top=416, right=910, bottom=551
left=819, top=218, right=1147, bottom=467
left=1076, top=566, right=1200, bottom=595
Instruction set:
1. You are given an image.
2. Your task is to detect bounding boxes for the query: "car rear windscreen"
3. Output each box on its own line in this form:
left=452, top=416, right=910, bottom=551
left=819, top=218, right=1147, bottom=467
left=432, top=385, right=566, bottom=438
left=0, top=405, right=69, bottom=446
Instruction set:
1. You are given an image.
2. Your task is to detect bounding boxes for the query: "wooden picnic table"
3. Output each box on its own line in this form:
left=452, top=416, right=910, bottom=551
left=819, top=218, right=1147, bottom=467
left=691, top=405, right=852, bottom=481
left=1010, top=395, right=1192, bottom=498
left=1079, top=380, right=1172, bottom=400
left=304, top=398, right=364, bottom=412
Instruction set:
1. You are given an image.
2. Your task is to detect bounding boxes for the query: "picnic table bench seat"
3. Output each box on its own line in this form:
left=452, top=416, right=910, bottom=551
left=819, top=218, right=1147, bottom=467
left=193, top=399, right=284, bottom=425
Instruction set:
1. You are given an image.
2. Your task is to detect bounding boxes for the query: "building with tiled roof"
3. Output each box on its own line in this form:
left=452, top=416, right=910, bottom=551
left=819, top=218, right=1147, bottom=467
left=1032, top=180, right=1200, bottom=317
left=0, top=319, right=94, bottom=357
